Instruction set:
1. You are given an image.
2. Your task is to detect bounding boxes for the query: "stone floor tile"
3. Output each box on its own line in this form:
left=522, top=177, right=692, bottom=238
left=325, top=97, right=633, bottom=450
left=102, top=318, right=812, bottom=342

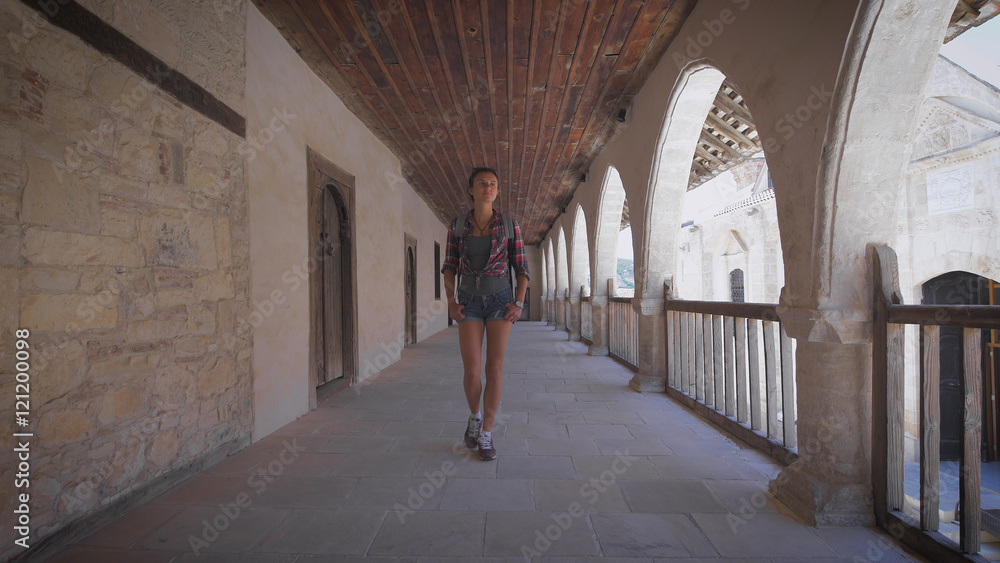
left=692, top=513, right=840, bottom=558
left=581, top=410, right=646, bottom=425
left=594, top=439, right=674, bottom=456
left=591, top=512, right=718, bottom=558
left=369, top=511, right=484, bottom=556
left=317, top=436, right=397, bottom=454
left=533, top=478, right=631, bottom=512
left=701, top=479, right=779, bottom=516
left=328, top=452, right=419, bottom=477
left=243, top=433, right=332, bottom=453
left=524, top=438, right=601, bottom=458
left=376, top=421, right=447, bottom=437
left=313, top=420, right=386, bottom=436
left=504, top=422, right=570, bottom=439
left=172, top=553, right=298, bottom=562
left=135, top=506, right=289, bottom=552
left=497, top=455, right=577, bottom=479
left=620, top=479, right=728, bottom=513
left=254, top=509, right=384, bottom=555
left=528, top=410, right=587, bottom=424
left=567, top=423, right=634, bottom=440
left=412, top=450, right=498, bottom=479
left=484, top=511, right=600, bottom=556
left=154, top=475, right=253, bottom=506
left=252, top=475, right=358, bottom=509
left=650, top=455, right=746, bottom=480
left=358, top=408, right=426, bottom=422
left=342, top=477, right=445, bottom=511
left=44, top=548, right=178, bottom=562
left=77, top=503, right=184, bottom=548
left=553, top=400, right=610, bottom=411
left=439, top=478, right=534, bottom=511
left=572, top=454, right=660, bottom=481
left=660, top=436, right=740, bottom=456
left=490, top=436, right=530, bottom=456
left=626, top=422, right=697, bottom=440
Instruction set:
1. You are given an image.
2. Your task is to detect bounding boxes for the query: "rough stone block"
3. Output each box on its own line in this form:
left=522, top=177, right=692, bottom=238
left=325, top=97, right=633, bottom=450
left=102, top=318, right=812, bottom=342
left=193, top=270, right=234, bottom=302
left=154, top=363, right=195, bottom=409
left=100, top=207, right=136, bottom=238
left=138, top=208, right=218, bottom=269
left=127, top=319, right=185, bottom=341
left=33, top=339, right=86, bottom=405
left=37, top=408, right=91, bottom=443
left=21, top=293, right=118, bottom=332
left=185, top=149, right=228, bottom=200
left=147, top=182, right=190, bottom=209
left=19, top=267, right=80, bottom=292
left=214, top=216, right=231, bottom=268
left=199, top=354, right=235, bottom=396
left=112, top=0, right=180, bottom=67
left=25, top=28, right=94, bottom=91
left=23, top=227, right=143, bottom=267
left=44, top=86, right=113, bottom=156
left=186, top=303, right=215, bottom=335
left=148, top=430, right=179, bottom=467
left=89, top=354, right=159, bottom=386
left=98, top=386, right=143, bottom=424
left=22, top=155, right=100, bottom=232
left=118, top=127, right=159, bottom=182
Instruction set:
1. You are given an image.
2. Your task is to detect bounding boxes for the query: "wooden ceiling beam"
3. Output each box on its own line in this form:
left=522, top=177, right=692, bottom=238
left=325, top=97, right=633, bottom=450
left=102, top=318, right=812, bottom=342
left=714, top=89, right=755, bottom=125
left=705, top=110, right=757, bottom=150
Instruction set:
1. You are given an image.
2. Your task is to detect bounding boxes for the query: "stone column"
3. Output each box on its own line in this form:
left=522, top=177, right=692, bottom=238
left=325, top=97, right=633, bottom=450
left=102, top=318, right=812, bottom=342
left=555, top=293, right=567, bottom=330
left=767, top=303, right=874, bottom=526
left=540, top=297, right=547, bottom=323
left=588, top=294, right=609, bottom=356
left=568, top=289, right=581, bottom=341
left=628, top=296, right=666, bottom=392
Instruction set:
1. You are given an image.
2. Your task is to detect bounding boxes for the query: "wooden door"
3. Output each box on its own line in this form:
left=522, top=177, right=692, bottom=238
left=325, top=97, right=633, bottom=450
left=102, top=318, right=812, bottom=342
left=922, top=272, right=990, bottom=461
left=405, top=244, right=416, bottom=345
left=320, top=186, right=344, bottom=384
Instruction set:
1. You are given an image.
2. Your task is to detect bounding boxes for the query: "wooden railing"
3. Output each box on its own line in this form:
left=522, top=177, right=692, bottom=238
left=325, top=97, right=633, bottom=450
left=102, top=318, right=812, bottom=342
left=664, top=291, right=798, bottom=457
left=581, top=288, right=593, bottom=344
left=872, top=245, right=1000, bottom=561
left=608, top=280, right=639, bottom=370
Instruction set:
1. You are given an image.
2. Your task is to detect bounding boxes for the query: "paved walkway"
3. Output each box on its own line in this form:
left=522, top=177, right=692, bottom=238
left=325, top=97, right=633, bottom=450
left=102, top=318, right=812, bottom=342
left=48, top=322, right=923, bottom=561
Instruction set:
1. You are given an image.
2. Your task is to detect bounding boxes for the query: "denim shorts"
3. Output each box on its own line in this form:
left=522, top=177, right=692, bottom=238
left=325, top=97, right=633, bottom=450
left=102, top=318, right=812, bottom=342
left=457, top=286, right=513, bottom=323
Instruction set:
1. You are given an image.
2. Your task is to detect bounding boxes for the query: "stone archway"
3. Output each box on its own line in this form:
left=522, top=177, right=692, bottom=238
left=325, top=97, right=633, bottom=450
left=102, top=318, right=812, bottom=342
left=590, top=165, right=628, bottom=355
left=555, top=227, right=570, bottom=331
left=568, top=204, right=592, bottom=341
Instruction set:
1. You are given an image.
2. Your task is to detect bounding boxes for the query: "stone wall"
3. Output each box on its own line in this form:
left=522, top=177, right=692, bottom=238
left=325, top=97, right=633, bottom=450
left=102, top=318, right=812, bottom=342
left=0, top=0, right=250, bottom=556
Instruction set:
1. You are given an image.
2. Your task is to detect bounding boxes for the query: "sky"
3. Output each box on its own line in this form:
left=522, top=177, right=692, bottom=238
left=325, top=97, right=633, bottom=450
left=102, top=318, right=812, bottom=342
left=940, top=15, right=1000, bottom=89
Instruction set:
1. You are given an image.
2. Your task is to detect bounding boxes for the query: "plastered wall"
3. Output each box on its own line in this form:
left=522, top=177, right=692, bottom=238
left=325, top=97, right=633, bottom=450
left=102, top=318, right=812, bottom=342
left=246, top=4, right=448, bottom=439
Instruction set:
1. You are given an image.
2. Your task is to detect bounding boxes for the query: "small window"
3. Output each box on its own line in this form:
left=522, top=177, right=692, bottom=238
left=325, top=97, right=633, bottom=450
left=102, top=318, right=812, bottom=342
left=730, top=268, right=745, bottom=303
left=434, top=242, right=441, bottom=299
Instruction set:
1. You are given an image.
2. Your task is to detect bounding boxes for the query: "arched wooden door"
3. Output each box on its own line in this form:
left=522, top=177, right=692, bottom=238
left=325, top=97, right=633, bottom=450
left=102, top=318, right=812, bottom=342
left=319, top=184, right=348, bottom=384
left=922, top=271, right=994, bottom=461
left=404, top=235, right=417, bottom=346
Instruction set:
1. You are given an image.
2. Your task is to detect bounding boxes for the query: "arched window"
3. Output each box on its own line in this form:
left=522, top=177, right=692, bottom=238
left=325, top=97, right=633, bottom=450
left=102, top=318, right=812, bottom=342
left=729, top=268, right=745, bottom=303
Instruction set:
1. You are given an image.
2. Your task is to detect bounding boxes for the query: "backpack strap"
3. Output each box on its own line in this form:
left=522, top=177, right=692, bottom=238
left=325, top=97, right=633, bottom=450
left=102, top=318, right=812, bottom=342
left=501, top=211, right=516, bottom=290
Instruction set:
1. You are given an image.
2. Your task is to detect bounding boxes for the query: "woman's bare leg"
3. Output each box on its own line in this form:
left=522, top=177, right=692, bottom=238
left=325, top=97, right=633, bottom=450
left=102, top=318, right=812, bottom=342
left=482, top=319, right=513, bottom=431
left=459, top=320, right=486, bottom=414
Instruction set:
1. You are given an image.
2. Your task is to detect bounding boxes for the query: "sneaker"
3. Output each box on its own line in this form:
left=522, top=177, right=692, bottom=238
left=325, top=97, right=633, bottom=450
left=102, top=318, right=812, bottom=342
left=464, top=416, right=481, bottom=449
left=478, top=432, right=496, bottom=461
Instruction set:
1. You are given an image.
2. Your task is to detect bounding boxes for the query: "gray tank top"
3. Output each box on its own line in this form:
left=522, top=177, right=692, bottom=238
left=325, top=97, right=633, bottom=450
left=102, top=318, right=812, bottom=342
left=460, top=235, right=509, bottom=294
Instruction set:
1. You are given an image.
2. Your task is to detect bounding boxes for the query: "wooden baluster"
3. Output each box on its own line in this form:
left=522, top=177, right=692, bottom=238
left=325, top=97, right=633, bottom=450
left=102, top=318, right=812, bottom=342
left=680, top=312, right=689, bottom=395
left=725, top=316, right=736, bottom=417
left=748, top=318, right=761, bottom=431
left=695, top=312, right=705, bottom=402
left=736, top=317, right=748, bottom=424
left=921, top=325, right=940, bottom=531
left=961, top=327, right=982, bottom=553
left=764, top=320, right=779, bottom=441
left=704, top=313, right=715, bottom=408
left=714, top=315, right=725, bottom=411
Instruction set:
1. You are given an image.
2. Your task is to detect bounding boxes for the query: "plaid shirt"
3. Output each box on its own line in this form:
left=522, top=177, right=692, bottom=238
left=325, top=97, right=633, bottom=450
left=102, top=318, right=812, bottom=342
left=441, top=209, right=530, bottom=288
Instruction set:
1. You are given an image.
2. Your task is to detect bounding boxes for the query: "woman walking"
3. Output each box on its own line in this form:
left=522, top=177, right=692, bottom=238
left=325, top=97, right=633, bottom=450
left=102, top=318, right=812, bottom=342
left=441, top=167, right=530, bottom=460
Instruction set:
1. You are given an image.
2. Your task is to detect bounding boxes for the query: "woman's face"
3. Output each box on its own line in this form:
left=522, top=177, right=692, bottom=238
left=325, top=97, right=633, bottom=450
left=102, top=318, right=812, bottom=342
left=469, top=171, right=499, bottom=203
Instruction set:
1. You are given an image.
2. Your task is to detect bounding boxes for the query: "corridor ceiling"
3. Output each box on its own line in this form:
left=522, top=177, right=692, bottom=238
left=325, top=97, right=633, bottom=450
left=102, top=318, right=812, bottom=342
left=253, top=0, right=696, bottom=245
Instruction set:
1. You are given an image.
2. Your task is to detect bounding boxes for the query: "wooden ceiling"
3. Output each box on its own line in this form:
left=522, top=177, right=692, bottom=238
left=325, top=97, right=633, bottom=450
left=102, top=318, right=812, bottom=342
left=688, top=81, right=761, bottom=191
left=253, top=0, right=696, bottom=245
